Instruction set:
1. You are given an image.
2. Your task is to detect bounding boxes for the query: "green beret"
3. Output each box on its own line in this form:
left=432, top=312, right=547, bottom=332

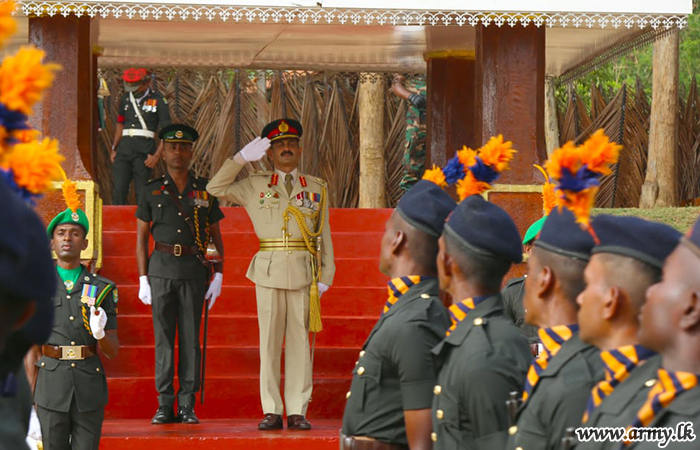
left=47, top=208, right=89, bottom=238
left=523, top=216, right=546, bottom=245
left=159, top=123, right=198, bottom=143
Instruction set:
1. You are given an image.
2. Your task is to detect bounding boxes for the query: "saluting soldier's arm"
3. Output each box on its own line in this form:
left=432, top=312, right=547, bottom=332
left=320, top=185, right=335, bottom=286
left=206, top=157, right=252, bottom=206
left=136, top=219, right=150, bottom=277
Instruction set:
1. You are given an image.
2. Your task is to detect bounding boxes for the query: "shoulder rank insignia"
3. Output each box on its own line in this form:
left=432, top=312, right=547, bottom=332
left=270, top=173, right=279, bottom=187
left=81, top=284, right=98, bottom=307
left=299, top=175, right=307, bottom=187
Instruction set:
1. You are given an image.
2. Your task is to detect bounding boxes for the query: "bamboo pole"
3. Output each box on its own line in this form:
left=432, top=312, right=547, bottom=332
left=359, top=73, right=386, bottom=208
left=640, top=29, right=680, bottom=208
left=544, top=78, right=560, bottom=156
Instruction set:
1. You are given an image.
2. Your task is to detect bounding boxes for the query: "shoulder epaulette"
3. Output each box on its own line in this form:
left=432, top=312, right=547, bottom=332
left=145, top=176, right=166, bottom=185
left=251, top=171, right=273, bottom=176
left=303, top=174, right=328, bottom=186
left=505, top=276, right=526, bottom=287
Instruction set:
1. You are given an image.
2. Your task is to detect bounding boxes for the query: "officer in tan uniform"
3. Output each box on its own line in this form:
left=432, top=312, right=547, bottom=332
left=207, top=118, right=335, bottom=431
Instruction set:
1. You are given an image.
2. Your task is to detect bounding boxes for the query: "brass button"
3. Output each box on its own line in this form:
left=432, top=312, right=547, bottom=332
left=516, top=447, right=524, bottom=450
left=436, top=409, right=444, bottom=420
left=41, top=362, right=45, bottom=367
left=178, top=212, right=182, bottom=216
left=96, top=368, right=101, bottom=372
left=84, top=277, right=90, bottom=281
left=359, top=350, right=365, bottom=357
left=473, top=317, right=484, bottom=326
left=178, top=195, right=182, bottom=199
left=509, top=425, right=518, bottom=435
left=177, top=229, right=182, bottom=233
left=421, top=293, right=430, bottom=299
left=70, top=363, right=76, bottom=368
left=346, top=391, right=351, bottom=399
left=434, top=385, right=442, bottom=395
left=66, top=295, right=71, bottom=299
left=355, top=360, right=358, bottom=366
left=431, top=432, right=437, bottom=442
left=158, top=204, right=162, bottom=208
left=645, top=379, right=657, bottom=387
left=70, top=341, right=76, bottom=345
left=358, top=367, right=365, bottom=376
left=69, top=316, right=75, bottom=321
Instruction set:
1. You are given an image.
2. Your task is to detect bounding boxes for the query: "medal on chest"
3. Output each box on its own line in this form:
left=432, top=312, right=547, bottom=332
left=81, top=284, right=98, bottom=307
left=190, top=190, right=210, bottom=208
left=64, top=280, right=74, bottom=291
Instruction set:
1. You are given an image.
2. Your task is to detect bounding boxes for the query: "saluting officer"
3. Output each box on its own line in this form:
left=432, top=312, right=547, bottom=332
left=111, top=68, right=171, bottom=205
left=207, top=118, right=335, bottom=430
left=506, top=208, right=604, bottom=450
left=431, top=195, right=532, bottom=450
left=136, top=124, right=225, bottom=425
left=34, top=204, right=119, bottom=450
left=341, top=180, right=453, bottom=450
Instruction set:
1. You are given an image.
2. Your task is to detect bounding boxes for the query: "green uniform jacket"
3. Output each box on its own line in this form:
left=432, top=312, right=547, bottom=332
left=501, top=276, right=539, bottom=345
left=341, top=278, right=449, bottom=446
left=34, top=267, right=118, bottom=413
left=431, top=294, right=532, bottom=450
left=117, top=89, right=171, bottom=155
left=577, top=355, right=661, bottom=450
left=136, top=172, right=225, bottom=280
left=629, top=385, right=700, bottom=450
left=506, top=333, right=604, bottom=450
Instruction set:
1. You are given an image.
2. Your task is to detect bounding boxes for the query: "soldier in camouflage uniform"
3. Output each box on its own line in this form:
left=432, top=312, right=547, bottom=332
left=391, top=75, right=427, bottom=191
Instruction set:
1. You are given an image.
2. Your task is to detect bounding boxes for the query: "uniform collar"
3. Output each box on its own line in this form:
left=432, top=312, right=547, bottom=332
left=164, top=171, right=196, bottom=195
left=55, top=264, right=87, bottom=294
left=276, top=168, right=298, bottom=185
left=433, top=294, right=503, bottom=353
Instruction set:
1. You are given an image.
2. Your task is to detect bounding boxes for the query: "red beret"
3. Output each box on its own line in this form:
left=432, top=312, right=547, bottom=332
left=123, top=68, right=148, bottom=83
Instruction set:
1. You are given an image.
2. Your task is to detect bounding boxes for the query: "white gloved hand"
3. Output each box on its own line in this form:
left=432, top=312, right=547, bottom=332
left=318, top=282, right=330, bottom=298
left=238, top=137, right=270, bottom=162
left=27, top=406, right=41, bottom=441
left=205, top=272, right=223, bottom=310
left=89, top=306, right=108, bottom=340
left=139, top=275, right=152, bottom=306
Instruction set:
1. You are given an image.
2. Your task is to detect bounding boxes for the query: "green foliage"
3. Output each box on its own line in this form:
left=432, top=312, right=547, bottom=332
left=556, top=3, right=700, bottom=106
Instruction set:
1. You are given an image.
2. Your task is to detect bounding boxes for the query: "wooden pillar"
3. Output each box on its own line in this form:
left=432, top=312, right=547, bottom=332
left=359, top=73, right=385, bottom=208
left=640, top=30, right=679, bottom=208
left=475, top=24, right=546, bottom=276
left=29, top=16, right=95, bottom=181
left=426, top=54, right=476, bottom=167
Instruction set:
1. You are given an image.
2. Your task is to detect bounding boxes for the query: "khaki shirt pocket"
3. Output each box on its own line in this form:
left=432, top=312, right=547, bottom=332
left=258, top=198, right=281, bottom=224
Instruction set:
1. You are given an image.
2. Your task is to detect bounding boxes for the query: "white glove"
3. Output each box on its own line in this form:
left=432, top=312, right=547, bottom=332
left=89, top=306, right=108, bottom=340
left=139, top=275, right=152, bottom=306
left=205, top=272, right=223, bottom=310
left=238, top=137, right=270, bottom=162
left=27, top=406, right=41, bottom=441
left=318, top=282, right=330, bottom=297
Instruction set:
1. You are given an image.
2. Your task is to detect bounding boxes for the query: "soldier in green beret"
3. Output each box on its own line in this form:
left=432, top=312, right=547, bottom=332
left=136, top=123, right=225, bottom=425
left=34, top=200, right=120, bottom=450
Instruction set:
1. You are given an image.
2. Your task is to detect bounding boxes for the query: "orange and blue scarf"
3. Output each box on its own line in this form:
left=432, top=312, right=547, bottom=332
left=522, top=324, right=579, bottom=402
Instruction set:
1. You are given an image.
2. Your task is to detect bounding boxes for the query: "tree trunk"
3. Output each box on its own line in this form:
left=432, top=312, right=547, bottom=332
left=359, top=73, right=385, bottom=208
left=544, top=77, right=560, bottom=156
left=640, top=30, right=679, bottom=208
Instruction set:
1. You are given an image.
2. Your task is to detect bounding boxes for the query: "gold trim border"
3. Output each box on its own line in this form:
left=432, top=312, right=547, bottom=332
left=482, top=183, right=543, bottom=200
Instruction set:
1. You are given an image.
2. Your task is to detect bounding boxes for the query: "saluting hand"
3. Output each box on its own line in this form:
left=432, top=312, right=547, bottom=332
left=238, top=137, right=270, bottom=162
left=89, top=306, right=108, bottom=340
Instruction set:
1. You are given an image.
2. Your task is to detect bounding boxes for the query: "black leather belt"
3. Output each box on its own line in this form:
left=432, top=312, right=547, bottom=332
left=155, top=242, right=199, bottom=257
left=339, top=433, right=408, bottom=450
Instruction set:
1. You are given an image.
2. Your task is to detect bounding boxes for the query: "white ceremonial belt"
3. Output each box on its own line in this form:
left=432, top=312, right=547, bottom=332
left=123, top=129, right=155, bottom=138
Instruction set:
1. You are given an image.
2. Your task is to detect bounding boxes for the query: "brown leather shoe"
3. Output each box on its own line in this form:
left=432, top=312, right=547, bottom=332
left=287, top=414, right=311, bottom=430
left=258, top=413, right=283, bottom=430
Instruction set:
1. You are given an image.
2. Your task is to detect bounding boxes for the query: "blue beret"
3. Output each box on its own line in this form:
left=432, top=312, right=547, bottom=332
left=396, top=180, right=456, bottom=237
left=591, top=215, right=681, bottom=269
left=444, top=195, right=522, bottom=263
left=535, top=207, right=595, bottom=261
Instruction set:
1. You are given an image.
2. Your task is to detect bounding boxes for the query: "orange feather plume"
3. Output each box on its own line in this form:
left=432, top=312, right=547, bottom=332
left=422, top=165, right=448, bottom=188
left=478, top=135, right=516, bottom=172
left=456, top=171, right=491, bottom=201
left=62, top=179, right=81, bottom=212
left=534, top=164, right=556, bottom=215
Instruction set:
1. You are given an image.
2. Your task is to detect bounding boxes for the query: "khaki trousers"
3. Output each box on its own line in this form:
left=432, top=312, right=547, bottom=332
left=256, top=285, right=313, bottom=415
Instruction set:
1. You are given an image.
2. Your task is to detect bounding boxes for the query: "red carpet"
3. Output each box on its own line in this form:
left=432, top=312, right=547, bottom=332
left=97, top=206, right=391, bottom=447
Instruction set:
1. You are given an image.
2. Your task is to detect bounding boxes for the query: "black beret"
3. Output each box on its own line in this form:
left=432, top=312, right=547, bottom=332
left=590, top=215, right=681, bottom=269
left=444, top=195, right=522, bottom=263
left=396, top=180, right=456, bottom=237
left=262, top=118, right=303, bottom=142
left=0, top=177, right=56, bottom=312
left=159, top=123, right=199, bottom=143
left=535, top=207, right=595, bottom=261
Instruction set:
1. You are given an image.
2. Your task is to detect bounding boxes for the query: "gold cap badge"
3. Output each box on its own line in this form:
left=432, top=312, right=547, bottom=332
left=175, top=130, right=183, bottom=138
left=278, top=121, right=289, bottom=133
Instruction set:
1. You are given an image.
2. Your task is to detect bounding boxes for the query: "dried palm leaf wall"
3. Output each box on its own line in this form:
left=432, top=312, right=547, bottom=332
left=557, top=79, right=700, bottom=207
left=97, top=69, right=418, bottom=207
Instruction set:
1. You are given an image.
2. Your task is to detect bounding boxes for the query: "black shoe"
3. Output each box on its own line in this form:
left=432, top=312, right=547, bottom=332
left=151, top=406, right=176, bottom=424
left=258, top=413, right=283, bottom=430
left=287, top=414, right=312, bottom=430
left=177, top=405, right=200, bottom=424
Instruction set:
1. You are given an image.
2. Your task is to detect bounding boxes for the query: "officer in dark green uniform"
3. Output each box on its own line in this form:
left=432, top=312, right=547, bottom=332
left=506, top=208, right=604, bottom=450
left=575, top=215, right=681, bottom=450
left=626, top=214, right=700, bottom=450
left=136, top=124, right=225, bottom=425
left=35, top=206, right=120, bottom=450
left=111, top=68, right=171, bottom=205
left=341, top=180, right=453, bottom=450
left=501, top=217, right=545, bottom=347
left=431, top=195, right=532, bottom=450
left=391, top=75, right=427, bottom=191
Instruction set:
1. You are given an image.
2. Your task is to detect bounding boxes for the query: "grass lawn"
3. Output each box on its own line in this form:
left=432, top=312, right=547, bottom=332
left=593, top=207, right=700, bottom=232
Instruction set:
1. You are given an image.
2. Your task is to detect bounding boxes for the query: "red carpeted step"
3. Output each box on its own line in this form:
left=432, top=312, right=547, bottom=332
left=105, top=377, right=350, bottom=419
left=102, top=346, right=363, bottom=377
left=100, top=419, right=341, bottom=450
left=114, top=285, right=386, bottom=316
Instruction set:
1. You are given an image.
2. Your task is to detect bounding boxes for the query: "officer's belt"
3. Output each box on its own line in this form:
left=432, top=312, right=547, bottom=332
left=155, top=242, right=199, bottom=257
left=122, top=129, right=155, bottom=138
left=42, top=344, right=97, bottom=360
left=339, top=433, right=408, bottom=450
left=259, top=238, right=307, bottom=252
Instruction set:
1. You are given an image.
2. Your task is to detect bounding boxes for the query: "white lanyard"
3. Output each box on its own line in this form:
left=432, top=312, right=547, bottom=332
left=129, top=90, right=149, bottom=130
